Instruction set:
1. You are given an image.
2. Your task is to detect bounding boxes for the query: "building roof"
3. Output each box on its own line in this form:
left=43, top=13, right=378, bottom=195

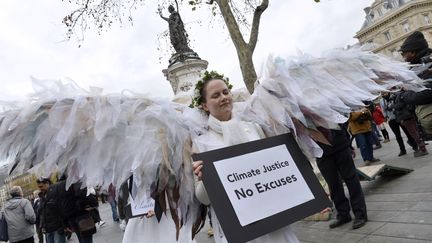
left=361, top=0, right=407, bottom=30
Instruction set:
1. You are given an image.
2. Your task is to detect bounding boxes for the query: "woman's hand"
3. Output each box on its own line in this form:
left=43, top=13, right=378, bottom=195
left=192, top=160, right=204, bottom=180
left=140, top=210, right=155, bottom=219
left=145, top=210, right=155, bottom=218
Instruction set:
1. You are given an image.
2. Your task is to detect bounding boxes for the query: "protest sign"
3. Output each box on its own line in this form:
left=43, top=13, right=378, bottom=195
left=193, top=133, right=331, bottom=243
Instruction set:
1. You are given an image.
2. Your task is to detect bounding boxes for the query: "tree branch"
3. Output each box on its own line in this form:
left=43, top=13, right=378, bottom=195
left=216, top=0, right=247, bottom=51
left=248, top=0, right=268, bottom=52
left=64, top=0, right=91, bottom=31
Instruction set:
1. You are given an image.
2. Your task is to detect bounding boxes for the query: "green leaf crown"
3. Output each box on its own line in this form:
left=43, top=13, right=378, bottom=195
left=191, top=70, right=233, bottom=108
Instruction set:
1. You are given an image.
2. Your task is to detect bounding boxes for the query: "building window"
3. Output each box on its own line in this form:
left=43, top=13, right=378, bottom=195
left=384, top=31, right=392, bottom=41
left=402, top=21, right=411, bottom=33
left=425, top=14, right=431, bottom=24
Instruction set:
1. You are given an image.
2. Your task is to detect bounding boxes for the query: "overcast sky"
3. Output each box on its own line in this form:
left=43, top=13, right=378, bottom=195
left=0, top=0, right=374, bottom=102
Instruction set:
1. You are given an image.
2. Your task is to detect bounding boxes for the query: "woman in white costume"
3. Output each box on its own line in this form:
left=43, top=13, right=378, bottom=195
left=192, top=71, right=300, bottom=243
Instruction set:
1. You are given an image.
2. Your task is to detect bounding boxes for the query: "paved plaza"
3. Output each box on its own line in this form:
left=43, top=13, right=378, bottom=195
left=294, top=133, right=432, bottom=243
left=65, top=132, right=432, bottom=243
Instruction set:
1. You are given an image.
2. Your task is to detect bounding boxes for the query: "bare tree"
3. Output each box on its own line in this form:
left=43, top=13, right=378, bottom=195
left=204, top=0, right=268, bottom=93
left=62, top=0, right=318, bottom=93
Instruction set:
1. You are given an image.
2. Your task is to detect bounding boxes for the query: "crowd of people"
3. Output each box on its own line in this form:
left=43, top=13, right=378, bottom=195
left=318, top=30, right=432, bottom=232
left=0, top=176, right=124, bottom=243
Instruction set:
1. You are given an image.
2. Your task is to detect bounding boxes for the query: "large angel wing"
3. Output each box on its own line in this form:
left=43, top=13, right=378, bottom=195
left=241, top=48, right=425, bottom=158
left=0, top=77, right=206, bottom=238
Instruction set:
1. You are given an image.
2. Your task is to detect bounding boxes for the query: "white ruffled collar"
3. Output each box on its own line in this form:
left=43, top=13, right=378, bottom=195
left=207, top=114, right=250, bottom=145
left=207, top=114, right=225, bottom=134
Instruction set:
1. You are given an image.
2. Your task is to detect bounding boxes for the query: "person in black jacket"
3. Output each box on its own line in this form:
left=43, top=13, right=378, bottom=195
left=316, top=124, right=367, bottom=230
left=399, top=31, right=432, bottom=141
left=400, top=31, right=432, bottom=93
left=37, top=177, right=67, bottom=243
left=399, top=30, right=432, bottom=105
left=49, top=175, right=98, bottom=243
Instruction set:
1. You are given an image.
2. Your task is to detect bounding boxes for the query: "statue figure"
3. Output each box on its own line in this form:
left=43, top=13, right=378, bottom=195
left=159, top=5, right=193, bottom=54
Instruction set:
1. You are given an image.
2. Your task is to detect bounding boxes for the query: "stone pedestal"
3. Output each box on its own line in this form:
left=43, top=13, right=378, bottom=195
left=163, top=59, right=208, bottom=96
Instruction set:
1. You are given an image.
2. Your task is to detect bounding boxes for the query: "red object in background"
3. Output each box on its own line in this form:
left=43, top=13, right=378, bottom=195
left=373, top=105, right=386, bottom=125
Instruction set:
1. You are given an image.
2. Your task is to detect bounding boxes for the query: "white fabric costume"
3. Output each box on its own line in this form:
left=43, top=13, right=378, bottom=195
left=122, top=190, right=196, bottom=243
left=122, top=214, right=196, bottom=243
left=193, top=115, right=300, bottom=243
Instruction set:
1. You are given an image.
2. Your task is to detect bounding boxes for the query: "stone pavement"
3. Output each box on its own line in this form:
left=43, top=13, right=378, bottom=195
left=67, top=132, right=432, bottom=243
left=293, top=133, right=432, bottom=243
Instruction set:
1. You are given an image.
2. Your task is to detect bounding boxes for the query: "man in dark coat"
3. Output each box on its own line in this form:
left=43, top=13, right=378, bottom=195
left=39, top=175, right=98, bottom=243
left=399, top=31, right=432, bottom=141
left=317, top=124, right=368, bottom=230
left=49, top=176, right=98, bottom=243
left=37, top=177, right=67, bottom=243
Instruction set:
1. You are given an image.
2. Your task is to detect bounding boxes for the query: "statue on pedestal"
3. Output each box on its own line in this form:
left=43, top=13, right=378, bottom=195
left=159, top=4, right=200, bottom=66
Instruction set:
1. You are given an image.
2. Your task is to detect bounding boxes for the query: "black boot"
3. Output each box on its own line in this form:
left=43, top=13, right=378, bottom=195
left=352, top=218, right=367, bottom=229
left=329, top=217, right=352, bottom=229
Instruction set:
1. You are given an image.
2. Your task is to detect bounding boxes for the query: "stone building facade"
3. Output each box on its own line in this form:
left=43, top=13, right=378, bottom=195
left=355, top=0, right=432, bottom=57
left=2, top=173, right=38, bottom=203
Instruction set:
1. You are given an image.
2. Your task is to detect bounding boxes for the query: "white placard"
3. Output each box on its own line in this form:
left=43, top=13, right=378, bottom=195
left=213, top=144, right=315, bottom=226
left=130, top=193, right=155, bottom=216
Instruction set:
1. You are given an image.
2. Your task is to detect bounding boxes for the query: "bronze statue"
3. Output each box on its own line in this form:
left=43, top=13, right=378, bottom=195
left=159, top=5, right=193, bottom=54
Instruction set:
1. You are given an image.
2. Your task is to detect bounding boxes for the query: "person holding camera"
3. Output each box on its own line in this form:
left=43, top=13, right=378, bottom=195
left=348, top=108, right=380, bottom=166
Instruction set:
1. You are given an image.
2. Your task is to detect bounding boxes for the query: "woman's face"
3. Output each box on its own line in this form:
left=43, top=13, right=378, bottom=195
left=202, top=79, right=233, bottom=121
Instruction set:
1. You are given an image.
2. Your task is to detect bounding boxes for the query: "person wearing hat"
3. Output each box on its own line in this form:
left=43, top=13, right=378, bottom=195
left=399, top=31, right=432, bottom=143
left=399, top=31, right=432, bottom=68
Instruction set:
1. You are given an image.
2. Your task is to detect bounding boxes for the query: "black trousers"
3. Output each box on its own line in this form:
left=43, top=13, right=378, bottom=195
left=388, top=119, right=418, bottom=152
left=12, top=236, right=34, bottom=243
left=317, top=148, right=367, bottom=220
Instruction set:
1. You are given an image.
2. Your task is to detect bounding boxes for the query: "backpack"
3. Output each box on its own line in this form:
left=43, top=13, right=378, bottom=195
left=416, top=104, right=432, bottom=140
